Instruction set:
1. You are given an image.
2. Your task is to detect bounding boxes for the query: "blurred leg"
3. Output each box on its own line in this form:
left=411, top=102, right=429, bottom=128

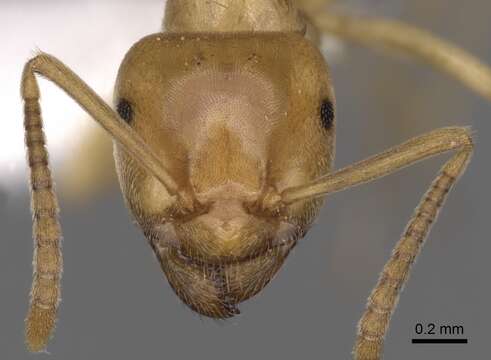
left=314, top=12, right=491, bottom=101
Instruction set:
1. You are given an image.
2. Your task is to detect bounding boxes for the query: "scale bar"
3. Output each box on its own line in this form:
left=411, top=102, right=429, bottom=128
left=412, top=339, right=468, bottom=344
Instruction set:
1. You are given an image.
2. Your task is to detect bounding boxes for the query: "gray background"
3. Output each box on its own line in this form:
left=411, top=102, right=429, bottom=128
left=1, top=0, right=490, bottom=359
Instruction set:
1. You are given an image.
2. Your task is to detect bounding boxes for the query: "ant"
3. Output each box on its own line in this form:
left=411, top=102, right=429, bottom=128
left=21, top=1, right=490, bottom=358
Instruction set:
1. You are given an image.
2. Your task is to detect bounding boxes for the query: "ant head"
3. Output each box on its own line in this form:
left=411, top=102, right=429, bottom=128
left=164, top=0, right=306, bottom=34
left=112, top=32, right=335, bottom=317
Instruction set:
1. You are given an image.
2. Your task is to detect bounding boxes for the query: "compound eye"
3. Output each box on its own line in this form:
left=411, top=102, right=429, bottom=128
left=320, top=99, right=335, bottom=130
left=117, top=98, right=133, bottom=124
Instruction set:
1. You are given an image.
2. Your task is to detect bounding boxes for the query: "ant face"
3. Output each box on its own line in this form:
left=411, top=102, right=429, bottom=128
left=20, top=2, right=483, bottom=355
left=112, top=32, right=335, bottom=317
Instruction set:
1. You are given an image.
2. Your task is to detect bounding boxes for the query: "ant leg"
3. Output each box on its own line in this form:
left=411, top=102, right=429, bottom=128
left=22, top=65, right=62, bottom=352
left=353, top=135, right=472, bottom=359
left=22, top=53, right=179, bottom=196
left=21, top=53, right=184, bottom=351
left=276, top=127, right=473, bottom=359
left=313, top=13, right=491, bottom=101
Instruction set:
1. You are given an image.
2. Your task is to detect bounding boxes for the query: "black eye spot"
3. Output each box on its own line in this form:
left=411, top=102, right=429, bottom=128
left=320, top=99, right=335, bottom=130
left=117, top=99, right=133, bottom=124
